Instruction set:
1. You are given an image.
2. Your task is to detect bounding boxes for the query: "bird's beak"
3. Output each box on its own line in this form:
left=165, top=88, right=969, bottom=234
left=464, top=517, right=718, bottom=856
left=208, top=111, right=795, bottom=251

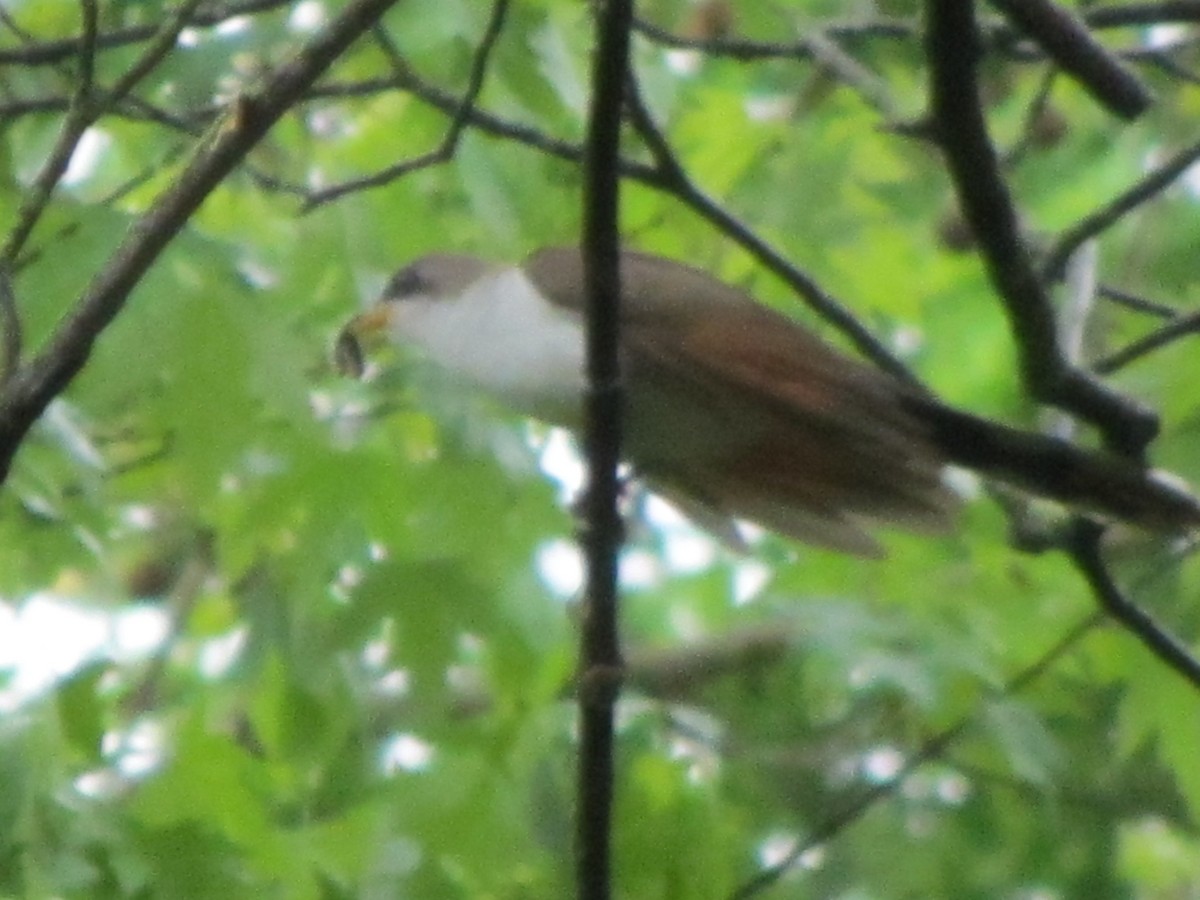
left=334, top=304, right=391, bottom=378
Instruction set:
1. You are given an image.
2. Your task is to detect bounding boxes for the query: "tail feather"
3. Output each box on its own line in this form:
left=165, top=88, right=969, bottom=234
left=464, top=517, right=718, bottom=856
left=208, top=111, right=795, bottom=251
left=910, top=398, right=1200, bottom=532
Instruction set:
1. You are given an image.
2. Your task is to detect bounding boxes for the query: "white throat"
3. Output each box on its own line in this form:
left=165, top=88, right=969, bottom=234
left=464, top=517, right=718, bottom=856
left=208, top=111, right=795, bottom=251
left=391, top=266, right=587, bottom=425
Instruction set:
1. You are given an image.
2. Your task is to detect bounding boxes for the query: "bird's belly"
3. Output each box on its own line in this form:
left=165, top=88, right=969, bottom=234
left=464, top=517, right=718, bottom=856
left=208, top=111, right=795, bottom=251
left=624, top=382, right=769, bottom=469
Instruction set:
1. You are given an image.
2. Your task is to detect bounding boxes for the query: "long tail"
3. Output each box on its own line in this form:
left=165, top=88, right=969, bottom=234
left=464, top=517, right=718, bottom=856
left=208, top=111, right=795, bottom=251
left=909, top=397, right=1200, bottom=532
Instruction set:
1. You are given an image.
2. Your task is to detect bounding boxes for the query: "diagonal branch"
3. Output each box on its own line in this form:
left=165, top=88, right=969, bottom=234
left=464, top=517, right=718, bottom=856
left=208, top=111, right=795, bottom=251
left=303, top=0, right=510, bottom=210
left=986, top=0, right=1153, bottom=118
left=0, top=0, right=99, bottom=265
left=1, top=0, right=205, bottom=266
left=925, top=0, right=1158, bottom=458
left=0, top=0, right=403, bottom=485
left=1066, top=519, right=1200, bottom=689
left=622, top=71, right=916, bottom=385
left=1042, top=135, right=1200, bottom=280
left=1096, top=311, right=1200, bottom=374
left=0, top=270, right=21, bottom=384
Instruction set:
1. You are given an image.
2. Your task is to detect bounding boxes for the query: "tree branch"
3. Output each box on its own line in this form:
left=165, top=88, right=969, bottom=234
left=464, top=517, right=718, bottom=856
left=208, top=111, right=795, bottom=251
left=0, top=0, right=99, bottom=264
left=1066, top=519, right=1200, bottom=690
left=303, top=0, right=510, bottom=210
left=0, top=0, right=402, bottom=484
left=1042, top=135, right=1200, bottom=281
left=1096, top=311, right=1200, bottom=373
left=925, top=0, right=1158, bottom=458
left=985, top=0, right=1153, bottom=118
left=622, top=71, right=917, bottom=385
left=576, top=0, right=633, bottom=897
left=0, top=0, right=295, bottom=66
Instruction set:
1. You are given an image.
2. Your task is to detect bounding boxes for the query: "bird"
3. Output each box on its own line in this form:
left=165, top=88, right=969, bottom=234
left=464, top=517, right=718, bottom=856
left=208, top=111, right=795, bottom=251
left=336, top=246, right=1200, bottom=556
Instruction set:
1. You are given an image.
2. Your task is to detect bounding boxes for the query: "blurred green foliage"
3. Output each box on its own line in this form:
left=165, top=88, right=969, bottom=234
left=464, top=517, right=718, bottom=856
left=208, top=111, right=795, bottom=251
left=2, top=0, right=1200, bottom=897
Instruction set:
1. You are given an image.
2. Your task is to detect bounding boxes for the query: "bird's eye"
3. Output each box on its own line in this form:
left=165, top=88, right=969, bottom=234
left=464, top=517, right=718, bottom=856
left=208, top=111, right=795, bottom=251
left=385, top=265, right=426, bottom=301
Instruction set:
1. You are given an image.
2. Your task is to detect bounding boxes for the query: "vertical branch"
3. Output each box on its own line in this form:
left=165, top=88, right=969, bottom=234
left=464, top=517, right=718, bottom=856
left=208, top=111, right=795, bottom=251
left=577, top=0, right=633, bottom=897
left=0, top=0, right=401, bottom=483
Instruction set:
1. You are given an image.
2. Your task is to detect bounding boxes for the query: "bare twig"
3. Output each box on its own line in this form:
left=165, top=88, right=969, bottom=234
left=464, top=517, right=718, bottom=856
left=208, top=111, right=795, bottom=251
left=105, top=0, right=207, bottom=107
left=0, top=0, right=403, bottom=484
left=0, top=3, right=38, bottom=43
left=1084, top=2, right=1200, bottom=30
left=633, top=3, right=1200, bottom=69
left=1096, top=310, right=1200, bottom=373
left=1098, top=283, right=1181, bottom=320
left=986, top=0, right=1153, bottom=118
left=309, top=75, right=659, bottom=181
left=304, top=0, right=511, bottom=209
left=1142, top=47, right=1200, bottom=83
left=13, top=142, right=193, bottom=273
left=802, top=31, right=896, bottom=116
left=631, top=16, right=912, bottom=62
left=75, top=0, right=99, bottom=92
left=1042, top=136, right=1200, bottom=280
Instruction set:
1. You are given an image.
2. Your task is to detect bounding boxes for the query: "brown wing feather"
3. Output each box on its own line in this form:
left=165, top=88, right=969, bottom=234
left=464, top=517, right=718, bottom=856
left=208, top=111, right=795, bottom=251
left=525, top=247, right=957, bottom=552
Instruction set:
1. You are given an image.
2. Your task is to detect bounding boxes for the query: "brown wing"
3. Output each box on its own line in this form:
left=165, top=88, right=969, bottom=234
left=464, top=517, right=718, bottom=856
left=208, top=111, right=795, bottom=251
left=525, top=247, right=956, bottom=554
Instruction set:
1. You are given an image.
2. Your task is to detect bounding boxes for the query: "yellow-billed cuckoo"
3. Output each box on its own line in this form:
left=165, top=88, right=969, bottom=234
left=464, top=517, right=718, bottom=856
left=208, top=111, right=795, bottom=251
left=337, top=247, right=1200, bottom=556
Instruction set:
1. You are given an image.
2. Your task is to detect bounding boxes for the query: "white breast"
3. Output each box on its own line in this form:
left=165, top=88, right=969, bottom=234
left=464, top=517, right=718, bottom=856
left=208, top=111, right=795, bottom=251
left=390, top=267, right=587, bottom=425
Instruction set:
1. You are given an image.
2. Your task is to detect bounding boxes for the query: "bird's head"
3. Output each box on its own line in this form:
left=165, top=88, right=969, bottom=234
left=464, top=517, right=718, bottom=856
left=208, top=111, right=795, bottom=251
left=334, top=254, right=494, bottom=378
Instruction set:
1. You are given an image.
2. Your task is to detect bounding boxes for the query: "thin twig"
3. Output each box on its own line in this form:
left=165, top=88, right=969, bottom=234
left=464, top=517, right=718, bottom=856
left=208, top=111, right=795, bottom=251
left=802, top=30, right=896, bottom=117
left=0, top=0, right=295, bottom=67
left=1066, top=518, right=1200, bottom=690
left=631, top=16, right=912, bottom=62
left=1042, top=135, right=1200, bottom=280
left=1098, top=283, right=1181, bottom=320
left=304, top=0, right=510, bottom=209
left=75, top=0, right=98, bottom=92
left=13, top=142, right=193, bottom=273
left=1095, top=311, right=1200, bottom=373
left=0, top=0, right=203, bottom=266
left=1003, top=66, right=1058, bottom=167
left=632, top=3, right=1200, bottom=68
left=105, top=0, right=207, bottom=106
left=0, top=3, right=38, bottom=43
left=310, top=75, right=659, bottom=181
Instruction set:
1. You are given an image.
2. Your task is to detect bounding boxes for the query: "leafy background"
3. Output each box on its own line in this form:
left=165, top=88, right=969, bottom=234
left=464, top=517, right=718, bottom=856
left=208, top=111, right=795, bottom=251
left=3, top=0, right=1200, bottom=897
